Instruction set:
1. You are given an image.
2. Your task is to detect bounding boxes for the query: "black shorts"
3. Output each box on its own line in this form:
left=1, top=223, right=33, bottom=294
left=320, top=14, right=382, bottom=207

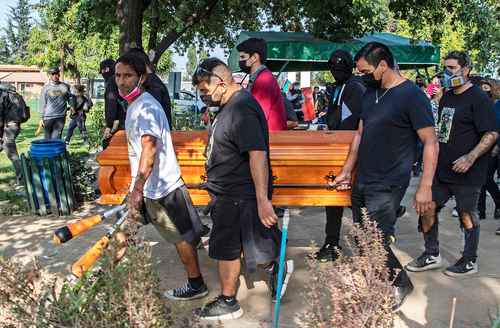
left=209, top=197, right=280, bottom=271
left=433, top=178, right=481, bottom=215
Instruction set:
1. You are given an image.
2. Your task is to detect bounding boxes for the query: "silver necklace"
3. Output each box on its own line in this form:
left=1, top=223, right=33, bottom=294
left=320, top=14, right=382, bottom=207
left=375, top=88, right=391, bottom=104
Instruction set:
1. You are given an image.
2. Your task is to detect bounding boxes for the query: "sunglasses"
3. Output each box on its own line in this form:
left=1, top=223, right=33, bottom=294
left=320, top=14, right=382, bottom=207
left=195, top=66, right=223, bottom=82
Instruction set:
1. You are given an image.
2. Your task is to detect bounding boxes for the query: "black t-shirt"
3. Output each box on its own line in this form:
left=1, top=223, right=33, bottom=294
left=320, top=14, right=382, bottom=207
left=326, top=75, right=366, bottom=130
left=205, top=89, right=272, bottom=199
left=144, top=73, right=172, bottom=129
left=104, top=76, right=127, bottom=130
left=357, top=80, right=434, bottom=187
left=436, top=85, right=496, bottom=186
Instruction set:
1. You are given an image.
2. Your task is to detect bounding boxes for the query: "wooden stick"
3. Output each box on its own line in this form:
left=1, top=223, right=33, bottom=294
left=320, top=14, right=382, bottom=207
left=449, top=297, right=457, bottom=328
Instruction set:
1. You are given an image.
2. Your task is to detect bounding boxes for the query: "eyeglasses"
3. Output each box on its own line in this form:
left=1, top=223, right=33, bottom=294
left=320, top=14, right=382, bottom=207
left=195, top=66, right=223, bottom=82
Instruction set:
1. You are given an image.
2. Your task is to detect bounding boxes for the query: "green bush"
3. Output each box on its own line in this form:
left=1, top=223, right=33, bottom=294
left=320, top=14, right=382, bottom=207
left=86, top=101, right=106, bottom=149
left=0, top=243, right=203, bottom=327
left=68, top=152, right=98, bottom=204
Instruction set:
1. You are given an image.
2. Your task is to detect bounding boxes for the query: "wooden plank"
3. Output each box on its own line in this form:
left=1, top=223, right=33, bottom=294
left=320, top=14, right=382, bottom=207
left=53, top=156, right=70, bottom=215
left=42, top=158, right=59, bottom=215
left=29, top=158, right=46, bottom=215
left=20, top=154, right=36, bottom=214
left=60, top=152, right=75, bottom=210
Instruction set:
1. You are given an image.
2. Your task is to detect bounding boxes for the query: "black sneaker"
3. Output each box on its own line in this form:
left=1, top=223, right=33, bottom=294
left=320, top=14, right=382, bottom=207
left=392, top=280, right=414, bottom=312
left=269, top=259, right=294, bottom=302
left=313, top=243, right=340, bottom=262
left=495, top=207, right=500, bottom=219
left=444, top=257, right=478, bottom=277
left=163, top=282, right=208, bottom=301
left=199, top=295, right=243, bottom=320
left=496, top=226, right=500, bottom=236
left=405, top=252, right=443, bottom=272
left=396, top=205, right=406, bottom=218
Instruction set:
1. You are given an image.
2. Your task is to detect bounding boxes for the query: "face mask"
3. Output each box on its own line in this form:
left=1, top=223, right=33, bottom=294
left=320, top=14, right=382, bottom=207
left=416, top=81, right=425, bottom=87
left=201, top=85, right=222, bottom=107
left=331, top=70, right=351, bottom=84
left=362, top=72, right=382, bottom=89
left=238, top=59, right=251, bottom=74
left=118, top=76, right=143, bottom=102
left=485, top=91, right=492, bottom=98
left=442, top=69, right=467, bottom=88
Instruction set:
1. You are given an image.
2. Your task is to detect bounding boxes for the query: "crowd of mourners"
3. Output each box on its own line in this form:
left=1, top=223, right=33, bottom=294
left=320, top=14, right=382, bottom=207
left=1, top=38, right=500, bottom=320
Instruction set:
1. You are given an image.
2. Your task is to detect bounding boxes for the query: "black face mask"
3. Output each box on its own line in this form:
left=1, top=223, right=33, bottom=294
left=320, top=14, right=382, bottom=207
left=238, top=60, right=251, bottom=74
left=486, top=91, right=493, bottom=99
left=201, top=85, right=222, bottom=107
left=331, top=70, right=351, bottom=84
left=416, top=81, right=425, bottom=87
left=362, top=73, right=382, bottom=89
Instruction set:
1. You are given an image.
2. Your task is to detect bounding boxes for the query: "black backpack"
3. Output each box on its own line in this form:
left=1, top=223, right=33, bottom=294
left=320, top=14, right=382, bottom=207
left=7, top=90, right=30, bottom=123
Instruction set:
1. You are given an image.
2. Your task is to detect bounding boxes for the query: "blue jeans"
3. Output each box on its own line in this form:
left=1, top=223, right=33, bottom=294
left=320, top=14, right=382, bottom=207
left=351, top=181, right=409, bottom=286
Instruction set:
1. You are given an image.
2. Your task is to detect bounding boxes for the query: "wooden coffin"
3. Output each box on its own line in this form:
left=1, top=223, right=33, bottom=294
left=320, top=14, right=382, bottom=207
left=96, top=130, right=355, bottom=207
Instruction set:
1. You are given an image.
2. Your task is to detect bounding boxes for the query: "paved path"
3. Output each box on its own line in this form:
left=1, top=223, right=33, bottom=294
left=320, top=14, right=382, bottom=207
left=1, top=177, right=499, bottom=327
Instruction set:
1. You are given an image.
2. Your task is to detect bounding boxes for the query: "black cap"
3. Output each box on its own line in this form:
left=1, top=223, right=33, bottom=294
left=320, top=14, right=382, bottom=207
left=328, top=50, right=354, bottom=73
left=48, top=67, right=60, bottom=74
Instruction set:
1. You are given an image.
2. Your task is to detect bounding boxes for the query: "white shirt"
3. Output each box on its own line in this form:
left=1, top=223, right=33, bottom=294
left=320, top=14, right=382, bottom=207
left=125, top=92, right=183, bottom=199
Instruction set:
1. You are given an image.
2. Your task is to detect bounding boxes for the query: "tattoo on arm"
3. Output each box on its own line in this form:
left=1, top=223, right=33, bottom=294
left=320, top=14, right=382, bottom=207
left=469, top=131, right=499, bottom=161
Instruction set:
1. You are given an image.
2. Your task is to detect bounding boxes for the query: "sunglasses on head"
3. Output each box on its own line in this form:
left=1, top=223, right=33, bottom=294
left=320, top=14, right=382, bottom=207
left=195, top=66, right=223, bottom=82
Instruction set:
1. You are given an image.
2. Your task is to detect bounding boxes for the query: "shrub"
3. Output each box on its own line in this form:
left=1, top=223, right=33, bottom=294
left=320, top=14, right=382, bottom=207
left=68, top=152, right=98, bottom=204
left=86, top=101, right=106, bottom=149
left=0, top=243, right=204, bottom=327
left=299, top=209, right=395, bottom=328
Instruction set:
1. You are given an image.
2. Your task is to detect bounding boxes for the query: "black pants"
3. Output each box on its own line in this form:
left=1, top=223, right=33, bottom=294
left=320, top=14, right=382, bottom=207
left=65, top=113, right=88, bottom=143
left=351, top=182, right=409, bottom=287
left=427, top=180, right=481, bottom=260
left=44, top=117, right=65, bottom=139
left=478, top=154, right=500, bottom=217
left=1, top=121, right=22, bottom=183
left=324, top=206, right=343, bottom=246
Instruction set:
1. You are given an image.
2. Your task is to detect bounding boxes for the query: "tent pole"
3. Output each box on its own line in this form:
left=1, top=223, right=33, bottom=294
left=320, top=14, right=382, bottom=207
left=276, top=61, right=290, bottom=79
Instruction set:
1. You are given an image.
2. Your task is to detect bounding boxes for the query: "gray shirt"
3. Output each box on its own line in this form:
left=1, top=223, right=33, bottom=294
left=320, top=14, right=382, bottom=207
left=39, top=81, right=72, bottom=119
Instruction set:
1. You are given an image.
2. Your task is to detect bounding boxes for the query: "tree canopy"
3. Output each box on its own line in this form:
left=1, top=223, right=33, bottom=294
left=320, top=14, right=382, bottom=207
left=1, top=0, right=497, bottom=77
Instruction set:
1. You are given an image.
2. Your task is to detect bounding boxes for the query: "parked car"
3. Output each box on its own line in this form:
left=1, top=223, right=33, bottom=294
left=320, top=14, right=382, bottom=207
left=173, top=90, right=206, bottom=114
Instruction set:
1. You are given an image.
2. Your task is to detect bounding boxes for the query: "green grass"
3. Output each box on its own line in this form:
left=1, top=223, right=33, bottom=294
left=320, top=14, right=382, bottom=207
left=0, top=99, right=93, bottom=210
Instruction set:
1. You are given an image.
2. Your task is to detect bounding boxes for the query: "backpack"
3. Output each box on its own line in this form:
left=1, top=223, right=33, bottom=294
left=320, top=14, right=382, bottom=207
left=7, top=90, right=30, bottom=123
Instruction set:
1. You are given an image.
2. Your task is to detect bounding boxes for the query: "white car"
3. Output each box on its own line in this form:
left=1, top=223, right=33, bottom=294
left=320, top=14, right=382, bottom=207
left=173, top=90, right=206, bottom=114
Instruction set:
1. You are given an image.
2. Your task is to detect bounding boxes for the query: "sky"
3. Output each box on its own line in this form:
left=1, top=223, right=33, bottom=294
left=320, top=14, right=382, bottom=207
left=0, top=0, right=227, bottom=74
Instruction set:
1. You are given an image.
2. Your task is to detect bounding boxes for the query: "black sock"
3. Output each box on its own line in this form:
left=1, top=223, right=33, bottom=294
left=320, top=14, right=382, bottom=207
left=221, top=294, right=237, bottom=305
left=188, top=276, right=204, bottom=289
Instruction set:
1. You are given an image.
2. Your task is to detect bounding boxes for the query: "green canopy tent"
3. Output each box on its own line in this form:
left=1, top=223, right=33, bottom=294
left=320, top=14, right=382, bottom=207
left=228, top=31, right=440, bottom=73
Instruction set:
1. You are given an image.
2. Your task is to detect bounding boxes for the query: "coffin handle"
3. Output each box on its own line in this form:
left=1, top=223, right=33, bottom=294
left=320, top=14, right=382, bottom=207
left=324, top=171, right=337, bottom=184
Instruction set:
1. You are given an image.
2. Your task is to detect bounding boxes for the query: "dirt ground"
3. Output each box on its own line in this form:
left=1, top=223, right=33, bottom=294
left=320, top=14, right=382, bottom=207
left=1, top=177, right=500, bottom=327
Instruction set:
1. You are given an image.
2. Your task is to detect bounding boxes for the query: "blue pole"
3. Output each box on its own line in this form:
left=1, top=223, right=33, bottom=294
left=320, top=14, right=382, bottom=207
left=273, top=209, right=290, bottom=328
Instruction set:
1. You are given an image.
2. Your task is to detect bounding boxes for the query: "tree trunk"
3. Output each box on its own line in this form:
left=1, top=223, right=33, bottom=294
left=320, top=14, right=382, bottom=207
left=147, top=0, right=160, bottom=52
left=151, top=0, right=220, bottom=66
left=116, top=0, right=147, bottom=55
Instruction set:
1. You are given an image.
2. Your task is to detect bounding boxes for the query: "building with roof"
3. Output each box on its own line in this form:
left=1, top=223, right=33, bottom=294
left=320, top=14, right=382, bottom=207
left=0, top=65, right=48, bottom=98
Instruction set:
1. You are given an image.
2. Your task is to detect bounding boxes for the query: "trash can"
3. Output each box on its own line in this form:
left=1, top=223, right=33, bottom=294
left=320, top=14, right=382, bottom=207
left=21, top=140, right=75, bottom=216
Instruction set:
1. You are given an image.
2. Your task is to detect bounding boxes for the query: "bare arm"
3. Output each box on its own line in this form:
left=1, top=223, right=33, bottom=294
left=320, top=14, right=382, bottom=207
left=249, top=150, right=277, bottom=228
left=452, top=131, right=498, bottom=173
left=133, top=135, right=157, bottom=190
left=127, top=135, right=157, bottom=217
left=333, top=120, right=363, bottom=186
left=414, top=126, right=439, bottom=215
